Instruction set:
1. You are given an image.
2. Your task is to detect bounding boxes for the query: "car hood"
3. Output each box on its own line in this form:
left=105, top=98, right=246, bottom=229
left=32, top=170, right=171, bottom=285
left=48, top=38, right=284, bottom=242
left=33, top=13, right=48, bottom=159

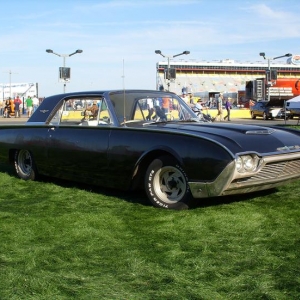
left=155, top=122, right=300, bottom=155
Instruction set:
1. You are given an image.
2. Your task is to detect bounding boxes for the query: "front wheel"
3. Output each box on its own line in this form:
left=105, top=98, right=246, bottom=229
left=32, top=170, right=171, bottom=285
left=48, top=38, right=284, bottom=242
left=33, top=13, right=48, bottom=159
left=251, top=111, right=256, bottom=119
left=145, top=156, right=190, bottom=209
left=14, top=149, right=37, bottom=180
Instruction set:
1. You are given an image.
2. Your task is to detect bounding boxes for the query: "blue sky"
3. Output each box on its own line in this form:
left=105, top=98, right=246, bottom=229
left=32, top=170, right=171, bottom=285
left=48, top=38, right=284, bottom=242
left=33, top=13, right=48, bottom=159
left=1, top=0, right=299, bottom=97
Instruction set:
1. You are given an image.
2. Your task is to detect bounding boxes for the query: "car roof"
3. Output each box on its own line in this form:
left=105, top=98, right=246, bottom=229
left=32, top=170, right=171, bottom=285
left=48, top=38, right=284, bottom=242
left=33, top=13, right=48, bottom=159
left=256, top=99, right=284, bottom=107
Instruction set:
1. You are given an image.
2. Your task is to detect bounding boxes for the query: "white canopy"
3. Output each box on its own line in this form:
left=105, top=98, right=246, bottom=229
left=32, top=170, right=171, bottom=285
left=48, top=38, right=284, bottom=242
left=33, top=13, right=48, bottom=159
left=286, top=95, right=300, bottom=103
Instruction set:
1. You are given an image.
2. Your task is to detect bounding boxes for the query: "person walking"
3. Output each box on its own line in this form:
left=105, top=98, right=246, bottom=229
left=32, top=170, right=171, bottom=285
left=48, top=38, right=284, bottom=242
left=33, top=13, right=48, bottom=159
left=14, top=95, right=22, bottom=118
left=214, top=94, right=223, bottom=121
left=224, top=98, right=232, bottom=121
left=146, top=98, right=154, bottom=121
left=162, top=97, right=170, bottom=114
left=25, top=96, right=33, bottom=117
left=32, top=95, right=39, bottom=113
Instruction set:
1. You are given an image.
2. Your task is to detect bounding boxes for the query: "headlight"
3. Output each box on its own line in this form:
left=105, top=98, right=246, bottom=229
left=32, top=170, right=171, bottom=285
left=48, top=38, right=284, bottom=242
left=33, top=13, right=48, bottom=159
left=236, top=154, right=259, bottom=173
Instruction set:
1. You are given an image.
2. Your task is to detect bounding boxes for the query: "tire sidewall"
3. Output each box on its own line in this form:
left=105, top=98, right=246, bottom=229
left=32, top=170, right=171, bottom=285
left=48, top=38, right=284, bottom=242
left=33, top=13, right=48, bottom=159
left=145, top=156, right=190, bottom=209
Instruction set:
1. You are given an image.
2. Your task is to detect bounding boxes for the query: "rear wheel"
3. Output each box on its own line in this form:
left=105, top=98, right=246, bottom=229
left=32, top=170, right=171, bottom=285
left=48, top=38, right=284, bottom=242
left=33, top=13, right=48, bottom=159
left=145, top=155, right=190, bottom=209
left=251, top=111, right=256, bottom=119
left=14, top=149, right=37, bottom=180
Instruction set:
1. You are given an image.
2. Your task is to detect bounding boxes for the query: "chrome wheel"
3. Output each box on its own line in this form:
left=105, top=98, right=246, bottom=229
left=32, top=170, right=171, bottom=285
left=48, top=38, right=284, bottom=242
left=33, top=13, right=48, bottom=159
left=14, top=149, right=37, bottom=180
left=145, top=155, right=190, bottom=209
left=153, top=165, right=187, bottom=204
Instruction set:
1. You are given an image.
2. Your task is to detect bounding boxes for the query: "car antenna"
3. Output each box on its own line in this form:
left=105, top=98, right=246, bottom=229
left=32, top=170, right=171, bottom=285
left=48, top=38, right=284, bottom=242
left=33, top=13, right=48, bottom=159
left=122, top=59, right=126, bottom=125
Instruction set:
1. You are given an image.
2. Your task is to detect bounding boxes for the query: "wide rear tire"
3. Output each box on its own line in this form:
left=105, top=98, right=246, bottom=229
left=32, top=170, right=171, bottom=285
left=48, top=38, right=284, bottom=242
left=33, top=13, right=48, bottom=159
left=145, top=155, right=190, bottom=210
left=14, top=149, right=37, bottom=180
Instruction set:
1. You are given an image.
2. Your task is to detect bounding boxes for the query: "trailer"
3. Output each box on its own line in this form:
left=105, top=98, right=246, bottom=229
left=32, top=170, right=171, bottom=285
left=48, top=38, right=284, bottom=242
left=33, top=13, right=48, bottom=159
left=245, top=78, right=300, bottom=101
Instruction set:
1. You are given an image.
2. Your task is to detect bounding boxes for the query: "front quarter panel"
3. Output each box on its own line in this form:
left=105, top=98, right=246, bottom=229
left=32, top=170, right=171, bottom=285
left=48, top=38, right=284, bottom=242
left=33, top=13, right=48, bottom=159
left=105, top=127, right=234, bottom=188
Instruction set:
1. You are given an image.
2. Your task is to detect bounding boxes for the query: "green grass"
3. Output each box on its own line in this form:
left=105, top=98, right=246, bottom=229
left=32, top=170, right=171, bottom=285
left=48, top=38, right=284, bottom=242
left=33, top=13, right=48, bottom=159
left=0, top=163, right=300, bottom=299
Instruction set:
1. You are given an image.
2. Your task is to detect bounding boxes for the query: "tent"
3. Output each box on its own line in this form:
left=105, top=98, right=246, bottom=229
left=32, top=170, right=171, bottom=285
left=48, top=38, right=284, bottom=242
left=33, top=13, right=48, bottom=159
left=286, top=95, right=300, bottom=103
left=286, top=95, right=300, bottom=115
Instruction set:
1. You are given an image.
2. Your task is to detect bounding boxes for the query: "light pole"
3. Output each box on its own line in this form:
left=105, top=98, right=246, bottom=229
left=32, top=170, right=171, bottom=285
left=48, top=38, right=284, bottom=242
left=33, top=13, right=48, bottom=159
left=46, top=49, right=83, bottom=93
left=259, top=52, right=292, bottom=101
left=155, top=50, right=190, bottom=91
left=3, top=70, right=18, bottom=98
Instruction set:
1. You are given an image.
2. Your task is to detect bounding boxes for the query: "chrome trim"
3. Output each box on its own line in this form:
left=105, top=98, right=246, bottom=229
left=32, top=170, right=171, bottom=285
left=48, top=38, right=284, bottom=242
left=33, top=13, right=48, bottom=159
left=189, top=152, right=300, bottom=198
left=245, top=129, right=275, bottom=135
left=189, top=161, right=236, bottom=198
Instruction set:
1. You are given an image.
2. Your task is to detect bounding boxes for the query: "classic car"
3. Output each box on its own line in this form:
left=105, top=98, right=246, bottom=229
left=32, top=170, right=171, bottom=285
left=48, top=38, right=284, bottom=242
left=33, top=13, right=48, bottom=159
left=1, top=89, right=300, bottom=210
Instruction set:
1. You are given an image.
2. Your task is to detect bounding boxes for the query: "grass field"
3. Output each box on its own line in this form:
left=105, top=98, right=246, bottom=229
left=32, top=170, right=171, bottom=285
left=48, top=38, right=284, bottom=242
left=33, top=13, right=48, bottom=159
left=0, top=162, right=300, bottom=299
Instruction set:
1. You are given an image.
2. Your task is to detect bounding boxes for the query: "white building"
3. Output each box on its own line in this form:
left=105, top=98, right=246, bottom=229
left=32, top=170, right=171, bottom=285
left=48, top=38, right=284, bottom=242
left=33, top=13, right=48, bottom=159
left=0, top=82, right=38, bottom=101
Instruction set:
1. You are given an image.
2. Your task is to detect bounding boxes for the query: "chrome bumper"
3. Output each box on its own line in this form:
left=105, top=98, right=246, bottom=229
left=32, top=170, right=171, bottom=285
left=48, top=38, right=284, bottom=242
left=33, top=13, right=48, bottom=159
left=189, top=152, right=300, bottom=198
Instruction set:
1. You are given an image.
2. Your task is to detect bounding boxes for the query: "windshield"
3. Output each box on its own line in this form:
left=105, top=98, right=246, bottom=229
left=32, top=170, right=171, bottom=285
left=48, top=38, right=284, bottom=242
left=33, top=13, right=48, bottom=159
left=109, top=91, right=198, bottom=124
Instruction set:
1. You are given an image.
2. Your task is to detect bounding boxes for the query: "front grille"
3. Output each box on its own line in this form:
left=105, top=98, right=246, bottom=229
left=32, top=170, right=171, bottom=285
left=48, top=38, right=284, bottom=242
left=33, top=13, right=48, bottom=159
left=233, top=159, right=300, bottom=184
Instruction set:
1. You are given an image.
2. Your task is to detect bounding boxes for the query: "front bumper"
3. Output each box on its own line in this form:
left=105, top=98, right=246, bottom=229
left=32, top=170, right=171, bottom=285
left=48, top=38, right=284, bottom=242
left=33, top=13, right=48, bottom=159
left=189, top=152, right=300, bottom=198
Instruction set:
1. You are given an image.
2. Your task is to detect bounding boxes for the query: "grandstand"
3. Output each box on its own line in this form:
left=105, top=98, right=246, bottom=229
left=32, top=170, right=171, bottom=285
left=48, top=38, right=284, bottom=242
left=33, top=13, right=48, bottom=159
left=156, top=58, right=300, bottom=103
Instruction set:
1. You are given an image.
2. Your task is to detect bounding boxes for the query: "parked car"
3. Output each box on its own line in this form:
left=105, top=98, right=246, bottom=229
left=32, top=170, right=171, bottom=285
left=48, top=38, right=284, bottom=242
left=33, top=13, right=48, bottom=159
left=1, top=90, right=300, bottom=210
left=250, top=100, right=291, bottom=120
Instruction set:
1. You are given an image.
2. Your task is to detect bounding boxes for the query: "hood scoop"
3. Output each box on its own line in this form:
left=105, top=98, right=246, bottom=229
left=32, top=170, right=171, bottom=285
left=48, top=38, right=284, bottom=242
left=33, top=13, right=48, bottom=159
left=245, top=129, right=276, bottom=135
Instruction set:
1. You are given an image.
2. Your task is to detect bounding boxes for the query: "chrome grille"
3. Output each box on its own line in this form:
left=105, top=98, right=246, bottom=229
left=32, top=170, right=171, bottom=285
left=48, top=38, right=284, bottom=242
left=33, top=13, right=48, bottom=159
left=234, top=159, right=300, bottom=184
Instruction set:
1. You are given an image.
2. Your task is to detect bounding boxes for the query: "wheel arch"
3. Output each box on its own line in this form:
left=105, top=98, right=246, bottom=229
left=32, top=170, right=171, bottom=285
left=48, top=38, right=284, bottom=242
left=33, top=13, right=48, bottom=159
left=8, top=148, right=18, bottom=163
left=130, top=147, right=183, bottom=191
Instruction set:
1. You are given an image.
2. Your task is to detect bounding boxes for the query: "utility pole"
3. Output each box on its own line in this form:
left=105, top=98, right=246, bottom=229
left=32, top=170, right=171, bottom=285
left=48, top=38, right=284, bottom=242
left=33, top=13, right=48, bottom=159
left=3, top=70, right=18, bottom=98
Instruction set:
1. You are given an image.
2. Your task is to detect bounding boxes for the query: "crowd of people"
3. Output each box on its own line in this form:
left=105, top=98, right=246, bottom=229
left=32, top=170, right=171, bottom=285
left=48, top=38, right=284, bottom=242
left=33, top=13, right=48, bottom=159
left=143, top=90, right=232, bottom=123
left=0, top=95, right=40, bottom=118
left=180, top=90, right=232, bottom=122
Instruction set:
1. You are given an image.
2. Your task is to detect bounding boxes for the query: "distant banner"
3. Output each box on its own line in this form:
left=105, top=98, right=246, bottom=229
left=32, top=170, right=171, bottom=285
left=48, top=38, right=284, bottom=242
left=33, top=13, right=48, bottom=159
left=0, top=82, right=38, bottom=100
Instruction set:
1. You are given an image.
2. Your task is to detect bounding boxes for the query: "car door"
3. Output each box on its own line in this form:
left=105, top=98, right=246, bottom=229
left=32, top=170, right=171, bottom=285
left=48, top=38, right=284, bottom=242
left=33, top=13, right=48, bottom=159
left=45, top=96, right=112, bottom=185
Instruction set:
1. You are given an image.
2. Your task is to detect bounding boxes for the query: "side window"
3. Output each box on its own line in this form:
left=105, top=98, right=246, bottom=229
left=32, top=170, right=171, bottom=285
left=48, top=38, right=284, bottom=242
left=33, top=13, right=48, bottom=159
left=98, top=99, right=112, bottom=124
left=49, top=98, right=103, bottom=126
left=59, top=99, right=87, bottom=125
left=56, top=97, right=109, bottom=126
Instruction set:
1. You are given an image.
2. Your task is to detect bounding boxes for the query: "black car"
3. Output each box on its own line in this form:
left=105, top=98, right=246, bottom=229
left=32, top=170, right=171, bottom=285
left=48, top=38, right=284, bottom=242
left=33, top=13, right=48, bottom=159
left=250, top=100, right=290, bottom=120
left=1, top=90, right=300, bottom=210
